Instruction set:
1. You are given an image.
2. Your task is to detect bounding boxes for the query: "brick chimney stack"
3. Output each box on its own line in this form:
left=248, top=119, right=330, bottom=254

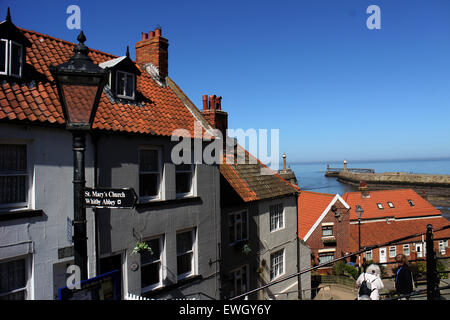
left=135, top=28, right=169, bottom=80
left=201, top=94, right=228, bottom=139
left=359, top=181, right=370, bottom=198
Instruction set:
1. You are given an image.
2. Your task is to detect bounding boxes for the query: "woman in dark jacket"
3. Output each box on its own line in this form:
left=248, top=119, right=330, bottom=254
left=395, top=254, right=413, bottom=298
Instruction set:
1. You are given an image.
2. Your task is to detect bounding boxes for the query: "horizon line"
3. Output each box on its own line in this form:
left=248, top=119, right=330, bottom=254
left=286, top=156, right=450, bottom=165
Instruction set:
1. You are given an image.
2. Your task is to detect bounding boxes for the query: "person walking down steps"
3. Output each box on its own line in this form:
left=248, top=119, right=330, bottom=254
left=356, top=264, right=384, bottom=300
left=395, top=254, right=414, bottom=300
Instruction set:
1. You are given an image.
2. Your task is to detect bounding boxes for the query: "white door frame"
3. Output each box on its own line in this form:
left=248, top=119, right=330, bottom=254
left=379, top=247, right=387, bottom=264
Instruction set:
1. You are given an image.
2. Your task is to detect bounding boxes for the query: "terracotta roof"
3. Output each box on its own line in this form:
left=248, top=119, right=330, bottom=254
left=349, top=217, right=450, bottom=252
left=297, top=191, right=350, bottom=240
left=343, top=189, right=441, bottom=221
left=220, top=145, right=299, bottom=202
left=0, top=27, right=208, bottom=138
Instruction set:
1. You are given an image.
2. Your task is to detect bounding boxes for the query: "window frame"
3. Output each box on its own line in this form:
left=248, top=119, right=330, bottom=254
left=322, top=225, right=333, bottom=237
left=270, top=249, right=285, bottom=281
left=138, top=146, right=162, bottom=202
left=318, top=252, right=334, bottom=265
left=175, top=164, right=194, bottom=198
left=387, top=201, right=395, bottom=208
left=9, top=40, right=23, bottom=78
left=403, top=244, right=410, bottom=256
left=0, top=255, right=32, bottom=300
left=269, top=203, right=284, bottom=232
left=389, top=246, right=397, bottom=258
left=0, top=142, right=33, bottom=211
left=140, top=236, right=165, bottom=293
left=228, top=210, right=248, bottom=245
left=407, top=199, right=415, bottom=207
left=229, top=265, right=249, bottom=298
left=376, top=203, right=384, bottom=210
left=115, top=70, right=135, bottom=100
left=176, top=228, right=197, bottom=281
left=0, top=39, right=8, bottom=75
left=365, top=250, right=373, bottom=261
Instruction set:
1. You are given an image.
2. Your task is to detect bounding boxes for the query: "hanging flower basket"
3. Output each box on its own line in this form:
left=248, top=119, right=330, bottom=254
left=242, top=244, right=252, bottom=255
left=131, top=241, right=153, bottom=255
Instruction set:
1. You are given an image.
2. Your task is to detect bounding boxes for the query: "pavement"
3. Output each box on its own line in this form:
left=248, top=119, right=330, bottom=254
left=312, top=278, right=450, bottom=300
left=313, top=283, right=358, bottom=300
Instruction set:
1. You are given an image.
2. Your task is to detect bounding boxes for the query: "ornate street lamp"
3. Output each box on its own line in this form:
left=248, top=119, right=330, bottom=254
left=50, top=31, right=106, bottom=281
left=355, top=205, right=364, bottom=273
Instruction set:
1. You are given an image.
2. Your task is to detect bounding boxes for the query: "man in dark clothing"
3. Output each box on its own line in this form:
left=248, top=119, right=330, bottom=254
left=395, top=254, right=413, bottom=299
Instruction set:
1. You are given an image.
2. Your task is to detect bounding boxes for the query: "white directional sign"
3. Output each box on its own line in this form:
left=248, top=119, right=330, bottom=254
left=84, top=188, right=138, bottom=209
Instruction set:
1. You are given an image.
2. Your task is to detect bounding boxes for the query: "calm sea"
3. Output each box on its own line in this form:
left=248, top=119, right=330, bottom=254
left=290, top=158, right=450, bottom=195
left=290, top=158, right=450, bottom=220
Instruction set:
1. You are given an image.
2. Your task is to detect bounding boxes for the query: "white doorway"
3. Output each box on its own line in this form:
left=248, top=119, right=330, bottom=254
left=416, top=244, right=423, bottom=258
left=379, top=247, right=387, bottom=264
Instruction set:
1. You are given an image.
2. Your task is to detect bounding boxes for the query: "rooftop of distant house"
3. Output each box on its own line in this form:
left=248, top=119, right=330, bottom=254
left=343, top=188, right=442, bottom=221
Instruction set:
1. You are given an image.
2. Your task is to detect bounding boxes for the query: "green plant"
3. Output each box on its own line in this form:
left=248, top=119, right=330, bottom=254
left=242, top=244, right=252, bottom=255
left=345, top=264, right=359, bottom=280
left=411, top=260, right=448, bottom=280
left=333, top=261, right=347, bottom=276
left=131, top=241, right=153, bottom=255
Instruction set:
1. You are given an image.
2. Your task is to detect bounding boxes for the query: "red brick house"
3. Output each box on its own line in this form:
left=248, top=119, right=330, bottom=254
left=343, top=188, right=450, bottom=268
left=297, top=191, right=350, bottom=274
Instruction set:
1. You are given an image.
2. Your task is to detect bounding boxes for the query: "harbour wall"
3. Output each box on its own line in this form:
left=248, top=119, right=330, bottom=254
left=337, top=171, right=450, bottom=188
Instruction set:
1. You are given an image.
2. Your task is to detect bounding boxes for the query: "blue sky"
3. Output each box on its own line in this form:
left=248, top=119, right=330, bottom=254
left=3, top=0, right=450, bottom=163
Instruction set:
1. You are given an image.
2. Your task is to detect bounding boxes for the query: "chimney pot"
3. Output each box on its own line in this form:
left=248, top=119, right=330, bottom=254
left=155, top=28, right=162, bottom=37
left=148, top=31, right=155, bottom=38
left=209, top=95, right=216, bottom=110
left=215, top=96, right=222, bottom=110
left=202, top=95, right=208, bottom=110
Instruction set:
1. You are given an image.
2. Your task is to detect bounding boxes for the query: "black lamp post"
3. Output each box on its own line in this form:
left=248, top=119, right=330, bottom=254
left=50, top=31, right=106, bottom=281
left=355, top=205, right=364, bottom=272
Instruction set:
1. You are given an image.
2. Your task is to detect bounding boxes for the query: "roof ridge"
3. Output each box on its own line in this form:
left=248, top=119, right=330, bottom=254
left=19, top=27, right=118, bottom=60
left=344, top=188, right=415, bottom=196
left=300, top=190, right=336, bottom=197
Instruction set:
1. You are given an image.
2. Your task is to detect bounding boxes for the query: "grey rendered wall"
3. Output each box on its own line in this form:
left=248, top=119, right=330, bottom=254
left=0, top=123, right=97, bottom=299
left=298, top=240, right=311, bottom=299
left=257, top=196, right=299, bottom=300
left=95, top=134, right=221, bottom=299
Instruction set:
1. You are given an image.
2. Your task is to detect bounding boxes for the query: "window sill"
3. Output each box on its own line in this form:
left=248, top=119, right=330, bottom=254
left=0, top=209, right=44, bottom=222
left=229, top=239, right=248, bottom=247
left=141, top=274, right=202, bottom=299
left=270, top=273, right=285, bottom=283
left=270, top=226, right=285, bottom=233
left=136, top=196, right=202, bottom=211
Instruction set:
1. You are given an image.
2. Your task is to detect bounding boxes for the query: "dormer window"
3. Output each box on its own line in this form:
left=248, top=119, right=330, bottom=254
left=0, top=38, right=25, bottom=78
left=99, top=46, right=141, bottom=101
left=0, top=9, right=31, bottom=79
left=116, top=70, right=135, bottom=99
